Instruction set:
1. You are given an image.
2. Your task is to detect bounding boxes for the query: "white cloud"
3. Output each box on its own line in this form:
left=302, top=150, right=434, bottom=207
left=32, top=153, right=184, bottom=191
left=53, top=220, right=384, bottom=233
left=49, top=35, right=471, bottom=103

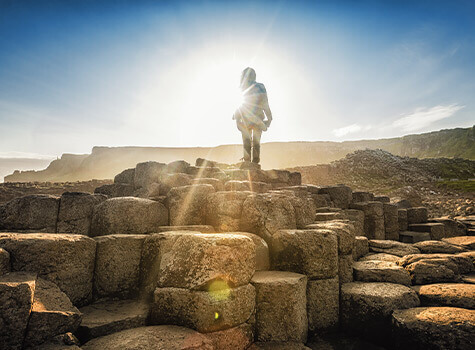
left=392, top=104, right=464, bottom=132
left=333, top=124, right=362, bottom=137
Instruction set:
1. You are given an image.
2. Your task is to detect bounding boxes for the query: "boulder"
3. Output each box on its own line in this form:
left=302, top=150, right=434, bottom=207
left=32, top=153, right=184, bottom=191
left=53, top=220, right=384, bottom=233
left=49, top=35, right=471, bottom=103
left=404, top=259, right=460, bottom=285
left=307, top=276, right=339, bottom=332
left=339, top=254, right=354, bottom=285
left=0, top=194, right=59, bottom=232
left=398, top=253, right=473, bottom=275
left=340, top=282, right=420, bottom=340
left=442, top=236, right=475, bottom=250
left=206, top=191, right=250, bottom=232
left=341, top=209, right=365, bottom=235
left=188, top=166, right=228, bottom=180
left=369, top=239, right=420, bottom=257
left=359, top=253, right=401, bottom=263
left=265, top=169, right=291, bottom=184
left=429, top=217, right=467, bottom=237
left=159, top=173, right=193, bottom=194
left=0, top=233, right=96, bottom=306
left=409, top=223, right=445, bottom=240
left=350, top=202, right=384, bottom=239
left=234, top=232, right=270, bottom=271
left=57, top=192, right=107, bottom=235
left=158, top=233, right=255, bottom=289
left=94, top=183, right=135, bottom=198
left=406, top=207, right=428, bottom=224
left=167, top=184, right=215, bottom=226
left=251, top=271, right=308, bottom=342
left=319, top=185, right=352, bottom=209
left=192, top=177, right=225, bottom=191
left=413, top=240, right=467, bottom=254
left=391, top=307, right=475, bottom=350
left=383, top=203, right=399, bottom=241
left=77, top=299, right=149, bottom=343
left=0, top=272, right=36, bottom=350
left=165, top=160, right=190, bottom=174
left=90, top=197, right=168, bottom=236
left=289, top=195, right=317, bottom=229
left=94, top=234, right=146, bottom=299
left=353, top=260, right=411, bottom=286
left=81, top=325, right=214, bottom=350
left=0, top=247, right=10, bottom=275
left=24, top=278, right=81, bottom=348
left=270, top=229, right=338, bottom=279
left=156, top=225, right=215, bottom=233
left=150, top=284, right=255, bottom=333
left=240, top=193, right=297, bottom=243
left=225, top=180, right=271, bottom=193
left=206, top=323, right=253, bottom=350
left=113, top=168, right=135, bottom=185
left=134, top=161, right=166, bottom=189
left=413, top=283, right=475, bottom=309
left=399, top=230, right=431, bottom=243
left=307, top=221, right=355, bottom=255
left=353, top=236, right=369, bottom=260
left=398, top=209, right=408, bottom=231
left=352, top=191, right=374, bottom=203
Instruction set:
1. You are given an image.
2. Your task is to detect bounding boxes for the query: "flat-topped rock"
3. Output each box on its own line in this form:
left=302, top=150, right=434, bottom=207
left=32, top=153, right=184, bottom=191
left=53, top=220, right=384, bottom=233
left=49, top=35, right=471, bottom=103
left=77, top=299, right=149, bottom=342
left=158, top=173, right=192, bottom=194
left=191, top=177, right=225, bottom=191
left=306, top=221, right=355, bottom=255
left=251, top=271, right=308, bottom=342
left=406, top=207, right=428, bottom=224
left=369, top=239, right=420, bottom=257
left=307, top=277, right=339, bottom=332
left=399, top=230, right=431, bottom=243
left=429, top=217, right=467, bottom=237
left=225, top=180, right=271, bottom=193
left=353, top=236, right=369, bottom=260
left=0, top=272, right=36, bottom=350
left=413, top=283, right=475, bottom=309
left=24, top=278, right=81, bottom=347
left=353, top=260, right=411, bottom=285
left=151, top=284, right=255, bottom=333
left=167, top=184, right=216, bottom=226
left=413, top=240, right=467, bottom=254
left=398, top=253, right=473, bottom=275
left=352, top=191, right=374, bottom=203
left=340, top=282, right=420, bottom=341
left=206, top=191, right=250, bottom=232
left=114, top=168, right=135, bottom=185
left=134, top=161, right=166, bottom=189
left=90, top=197, right=168, bottom=236
left=442, top=236, right=475, bottom=250
left=319, top=185, right=352, bottom=209
left=392, top=307, right=475, bottom=350
left=81, top=325, right=214, bottom=350
left=0, top=233, right=96, bottom=306
left=409, top=223, right=445, bottom=240
left=359, top=253, right=401, bottom=263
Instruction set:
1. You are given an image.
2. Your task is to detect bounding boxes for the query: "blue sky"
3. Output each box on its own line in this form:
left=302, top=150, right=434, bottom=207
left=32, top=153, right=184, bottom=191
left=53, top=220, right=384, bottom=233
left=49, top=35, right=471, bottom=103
left=0, top=0, right=474, bottom=158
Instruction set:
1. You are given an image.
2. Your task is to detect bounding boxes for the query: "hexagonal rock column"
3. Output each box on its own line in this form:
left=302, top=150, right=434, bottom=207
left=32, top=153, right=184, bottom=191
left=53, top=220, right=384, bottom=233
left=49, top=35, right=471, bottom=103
left=319, top=185, right=353, bottom=209
left=0, top=272, right=36, bottom=350
left=23, top=278, right=82, bottom=348
left=0, top=233, right=96, bottom=306
left=93, top=234, right=147, bottom=299
left=307, top=276, right=339, bottom=332
left=167, top=184, right=216, bottom=226
left=251, top=271, right=308, bottom=342
left=383, top=203, right=399, bottom=241
left=350, top=202, right=384, bottom=240
left=158, top=173, right=193, bottom=195
left=409, top=223, right=445, bottom=240
left=57, top=192, right=107, bottom=235
left=341, top=209, right=365, bottom=236
left=338, top=254, right=354, bottom=285
left=429, top=217, right=467, bottom=237
left=269, top=229, right=338, bottom=279
left=340, top=282, right=420, bottom=341
left=352, top=191, right=374, bottom=203
left=406, top=207, right=428, bottom=224
left=307, top=221, right=355, bottom=255
left=150, top=285, right=256, bottom=333
left=206, top=191, right=250, bottom=232
left=134, top=161, right=166, bottom=189
left=398, top=209, right=408, bottom=231
left=391, top=307, right=475, bottom=350
left=353, top=236, right=369, bottom=260
left=90, top=197, right=168, bottom=236
left=233, top=232, right=270, bottom=271
left=0, top=194, right=59, bottom=232
left=353, top=260, right=411, bottom=286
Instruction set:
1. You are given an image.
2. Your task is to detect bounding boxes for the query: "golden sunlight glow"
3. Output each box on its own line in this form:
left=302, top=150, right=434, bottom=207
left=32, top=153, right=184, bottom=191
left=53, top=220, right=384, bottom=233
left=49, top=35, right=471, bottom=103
left=208, top=279, right=231, bottom=301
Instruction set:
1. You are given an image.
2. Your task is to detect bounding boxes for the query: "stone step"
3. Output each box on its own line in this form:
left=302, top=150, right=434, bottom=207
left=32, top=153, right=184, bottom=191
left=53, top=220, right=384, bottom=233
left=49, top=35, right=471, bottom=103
left=314, top=212, right=342, bottom=221
left=76, top=299, right=149, bottom=343
left=408, top=223, right=445, bottom=240
left=353, top=260, right=411, bottom=286
left=359, top=253, right=400, bottom=263
left=369, top=239, right=420, bottom=256
left=413, top=240, right=467, bottom=254
left=412, top=283, right=475, bottom=309
left=391, top=307, right=475, bottom=349
left=156, top=225, right=215, bottom=233
left=315, top=207, right=341, bottom=213
left=399, top=231, right=431, bottom=243
left=442, top=236, right=475, bottom=250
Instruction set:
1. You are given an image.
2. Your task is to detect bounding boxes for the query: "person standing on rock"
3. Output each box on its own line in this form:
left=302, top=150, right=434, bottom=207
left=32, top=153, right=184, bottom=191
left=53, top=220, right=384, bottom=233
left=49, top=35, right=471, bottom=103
left=233, top=67, right=273, bottom=164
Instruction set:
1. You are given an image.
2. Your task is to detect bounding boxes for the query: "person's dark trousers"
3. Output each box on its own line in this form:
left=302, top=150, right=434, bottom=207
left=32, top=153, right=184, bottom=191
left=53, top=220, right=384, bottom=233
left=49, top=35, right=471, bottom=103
left=241, top=126, right=262, bottom=163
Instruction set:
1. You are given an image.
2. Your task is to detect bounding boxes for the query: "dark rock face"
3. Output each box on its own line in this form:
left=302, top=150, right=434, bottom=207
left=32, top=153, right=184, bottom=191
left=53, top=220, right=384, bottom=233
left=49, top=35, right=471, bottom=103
left=113, top=168, right=135, bottom=185
left=94, top=183, right=135, bottom=198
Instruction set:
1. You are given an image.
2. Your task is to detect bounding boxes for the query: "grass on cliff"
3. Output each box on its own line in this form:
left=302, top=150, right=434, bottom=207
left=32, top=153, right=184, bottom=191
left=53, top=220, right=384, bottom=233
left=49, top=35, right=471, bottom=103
left=436, top=179, right=475, bottom=193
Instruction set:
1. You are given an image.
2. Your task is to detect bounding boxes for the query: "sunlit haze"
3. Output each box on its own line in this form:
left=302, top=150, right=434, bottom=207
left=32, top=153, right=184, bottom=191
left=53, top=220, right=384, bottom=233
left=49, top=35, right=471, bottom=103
left=1, top=0, right=474, bottom=158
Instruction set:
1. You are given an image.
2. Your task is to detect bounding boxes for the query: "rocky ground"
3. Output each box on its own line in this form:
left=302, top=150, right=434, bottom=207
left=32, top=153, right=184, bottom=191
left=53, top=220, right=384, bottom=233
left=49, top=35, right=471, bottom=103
left=289, top=149, right=475, bottom=218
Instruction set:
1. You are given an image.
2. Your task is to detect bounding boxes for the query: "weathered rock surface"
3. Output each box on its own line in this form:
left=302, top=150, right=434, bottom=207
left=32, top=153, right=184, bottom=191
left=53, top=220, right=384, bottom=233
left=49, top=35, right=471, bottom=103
left=94, top=183, right=135, bottom=198
left=350, top=202, right=384, bottom=239
left=0, top=194, right=59, bottom=232
left=0, top=233, right=96, bottom=306
left=341, top=209, right=365, bottom=236
left=165, top=160, right=190, bottom=174
left=77, top=299, right=149, bottom=342
left=134, top=161, right=166, bottom=189
left=225, top=180, right=271, bottom=193
left=308, top=221, right=355, bottom=255
left=406, top=207, right=428, bottom=224
left=167, top=184, right=215, bottom=226
left=413, top=283, right=475, bottom=309
left=307, top=276, right=339, bottom=332
left=24, top=278, right=81, bottom=347
left=443, top=236, right=475, bottom=250
left=270, top=229, right=338, bottom=279
left=94, top=234, right=146, bottom=298
left=369, top=239, right=420, bottom=257
left=0, top=272, right=36, bottom=350
left=399, top=230, right=431, bottom=243
left=151, top=284, right=255, bottom=333
left=383, top=203, right=399, bottom=241
left=429, top=217, right=467, bottom=237
left=398, top=253, right=473, bottom=279
left=90, top=197, right=168, bottom=236
left=353, top=260, right=411, bottom=286
left=413, top=240, right=467, bottom=254
left=319, top=185, right=352, bottom=209
left=206, top=323, right=253, bottom=350
left=57, top=192, right=106, bottom=235
left=339, top=254, right=354, bottom=285
left=156, top=225, right=215, bottom=233
left=391, top=307, right=475, bottom=350
left=0, top=247, right=10, bottom=275
left=398, top=209, right=408, bottom=231
left=353, top=236, right=369, bottom=260
left=340, top=282, right=420, bottom=340
left=158, top=173, right=193, bottom=195
left=158, top=233, right=255, bottom=289
left=359, top=253, right=401, bottom=263
left=233, top=232, right=270, bottom=271
left=251, top=271, right=308, bottom=342
left=352, top=191, right=374, bottom=203
left=191, top=177, right=224, bottom=191
left=81, top=325, right=214, bottom=350
left=206, top=191, right=250, bottom=232
left=113, top=168, right=135, bottom=185
left=409, top=223, right=445, bottom=240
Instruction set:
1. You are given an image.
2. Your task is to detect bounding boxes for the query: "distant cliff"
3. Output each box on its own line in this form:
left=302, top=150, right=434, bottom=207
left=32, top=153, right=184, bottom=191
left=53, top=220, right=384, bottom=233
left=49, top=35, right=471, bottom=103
left=4, top=126, right=474, bottom=182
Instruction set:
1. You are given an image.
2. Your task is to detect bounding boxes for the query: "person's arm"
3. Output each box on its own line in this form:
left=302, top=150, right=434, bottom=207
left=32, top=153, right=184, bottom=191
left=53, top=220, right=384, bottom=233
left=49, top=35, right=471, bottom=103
left=262, top=92, right=272, bottom=127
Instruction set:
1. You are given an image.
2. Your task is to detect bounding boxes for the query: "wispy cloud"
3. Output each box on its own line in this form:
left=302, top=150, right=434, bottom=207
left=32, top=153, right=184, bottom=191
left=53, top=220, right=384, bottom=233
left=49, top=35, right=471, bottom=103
left=333, top=124, right=362, bottom=137
left=392, top=104, right=464, bottom=132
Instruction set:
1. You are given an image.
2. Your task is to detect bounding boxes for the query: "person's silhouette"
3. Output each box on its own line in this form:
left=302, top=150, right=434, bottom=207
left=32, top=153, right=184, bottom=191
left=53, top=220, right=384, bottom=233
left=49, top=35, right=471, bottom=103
left=233, top=67, right=273, bottom=164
